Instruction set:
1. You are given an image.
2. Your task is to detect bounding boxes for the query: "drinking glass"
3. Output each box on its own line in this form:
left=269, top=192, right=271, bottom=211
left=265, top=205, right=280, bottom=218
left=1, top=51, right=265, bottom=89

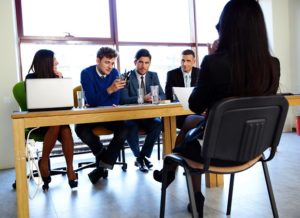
left=76, top=91, right=85, bottom=109
left=150, top=85, right=159, bottom=104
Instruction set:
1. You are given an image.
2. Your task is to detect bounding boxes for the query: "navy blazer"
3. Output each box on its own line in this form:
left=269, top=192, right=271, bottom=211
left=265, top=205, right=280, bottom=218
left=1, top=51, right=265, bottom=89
left=165, top=67, right=200, bottom=101
left=120, top=70, right=166, bottom=104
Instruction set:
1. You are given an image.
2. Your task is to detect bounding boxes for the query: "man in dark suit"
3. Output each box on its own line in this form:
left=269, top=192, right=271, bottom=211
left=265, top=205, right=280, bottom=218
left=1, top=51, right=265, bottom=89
left=120, top=49, right=165, bottom=172
left=165, top=49, right=200, bottom=128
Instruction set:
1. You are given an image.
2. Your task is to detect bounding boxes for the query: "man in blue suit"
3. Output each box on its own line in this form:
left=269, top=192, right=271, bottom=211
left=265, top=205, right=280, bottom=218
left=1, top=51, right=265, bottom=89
left=120, top=49, right=165, bottom=172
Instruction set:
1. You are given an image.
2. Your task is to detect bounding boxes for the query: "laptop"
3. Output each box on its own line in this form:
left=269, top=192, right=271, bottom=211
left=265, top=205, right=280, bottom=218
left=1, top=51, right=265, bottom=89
left=26, top=78, right=74, bottom=111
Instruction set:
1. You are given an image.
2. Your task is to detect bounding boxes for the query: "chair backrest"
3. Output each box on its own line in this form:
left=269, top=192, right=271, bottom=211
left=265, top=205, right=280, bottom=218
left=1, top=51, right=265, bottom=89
left=194, top=96, right=288, bottom=166
left=12, top=81, right=45, bottom=141
left=12, top=81, right=27, bottom=111
left=73, top=85, right=81, bottom=108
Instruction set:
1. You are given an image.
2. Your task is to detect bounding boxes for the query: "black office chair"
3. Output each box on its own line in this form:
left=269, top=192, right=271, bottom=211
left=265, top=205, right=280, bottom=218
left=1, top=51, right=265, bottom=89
left=159, top=95, right=288, bottom=218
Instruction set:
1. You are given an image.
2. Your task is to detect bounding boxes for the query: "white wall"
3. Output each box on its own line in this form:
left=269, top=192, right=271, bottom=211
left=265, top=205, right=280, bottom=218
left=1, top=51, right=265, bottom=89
left=0, top=0, right=299, bottom=169
left=0, top=0, right=20, bottom=169
left=268, top=0, right=300, bottom=131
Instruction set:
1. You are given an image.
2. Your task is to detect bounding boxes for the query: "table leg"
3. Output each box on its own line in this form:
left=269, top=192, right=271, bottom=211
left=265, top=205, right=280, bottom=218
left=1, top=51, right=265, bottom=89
left=162, top=117, right=172, bottom=154
left=13, top=119, right=29, bottom=218
left=205, top=173, right=224, bottom=188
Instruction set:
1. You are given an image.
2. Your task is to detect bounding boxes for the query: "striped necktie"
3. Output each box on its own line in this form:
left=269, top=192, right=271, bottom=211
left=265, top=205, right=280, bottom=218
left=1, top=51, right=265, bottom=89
left=141, top=76, right=146, bottom=94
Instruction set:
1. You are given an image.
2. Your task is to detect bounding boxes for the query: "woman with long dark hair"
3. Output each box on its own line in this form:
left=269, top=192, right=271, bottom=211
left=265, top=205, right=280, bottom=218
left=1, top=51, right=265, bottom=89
left=26, top=49, right=78, bottom=189
left=154, top=0, right=280, bottom=217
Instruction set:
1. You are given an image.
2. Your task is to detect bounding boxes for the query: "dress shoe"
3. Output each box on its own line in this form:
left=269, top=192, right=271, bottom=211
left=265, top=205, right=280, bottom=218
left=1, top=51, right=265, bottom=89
left=38, top=160, right=51, bottom=191
left=143, top=157, right=153, bottom=169
left=153, top=169, right=175, bottom=188
left=134, top=157, right=148, bottom=173
left=187, top=192, right=205, bottom=218
left=88, top=167, right=108, bottom=184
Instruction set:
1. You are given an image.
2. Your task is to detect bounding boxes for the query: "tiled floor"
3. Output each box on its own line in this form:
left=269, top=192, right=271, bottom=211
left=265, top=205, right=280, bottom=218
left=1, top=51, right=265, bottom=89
left=1, top=132, right=300, bottom=218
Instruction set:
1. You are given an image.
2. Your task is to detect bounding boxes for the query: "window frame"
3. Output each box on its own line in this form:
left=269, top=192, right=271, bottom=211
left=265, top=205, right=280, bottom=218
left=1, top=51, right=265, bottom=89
left=15, top=0, right=212, bottom=78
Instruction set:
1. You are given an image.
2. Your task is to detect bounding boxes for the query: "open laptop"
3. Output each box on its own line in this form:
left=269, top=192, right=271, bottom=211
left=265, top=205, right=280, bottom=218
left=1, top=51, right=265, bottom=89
left=26, top=78, right=74, bottom=111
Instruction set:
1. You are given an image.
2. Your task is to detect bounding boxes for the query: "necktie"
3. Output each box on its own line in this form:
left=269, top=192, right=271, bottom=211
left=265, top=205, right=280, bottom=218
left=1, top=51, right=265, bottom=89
left=185, top=75, right=190, bottom=87
left=141, top=76, right=146, bottom=95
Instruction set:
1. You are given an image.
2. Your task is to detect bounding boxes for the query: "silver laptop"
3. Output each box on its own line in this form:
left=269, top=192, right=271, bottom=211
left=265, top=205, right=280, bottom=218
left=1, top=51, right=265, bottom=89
left=26, top=78, right=74, bottom=111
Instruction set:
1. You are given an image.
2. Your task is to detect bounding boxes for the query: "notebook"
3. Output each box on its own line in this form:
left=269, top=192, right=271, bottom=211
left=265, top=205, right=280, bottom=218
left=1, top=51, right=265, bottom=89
left=173, top=87, right=194, bottom=110
left=26, top=78, right=74, bottom=111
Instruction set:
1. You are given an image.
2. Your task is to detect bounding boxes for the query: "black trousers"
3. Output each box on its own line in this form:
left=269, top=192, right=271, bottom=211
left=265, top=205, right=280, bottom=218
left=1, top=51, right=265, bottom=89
left=75, top=121, right=128, bottom=167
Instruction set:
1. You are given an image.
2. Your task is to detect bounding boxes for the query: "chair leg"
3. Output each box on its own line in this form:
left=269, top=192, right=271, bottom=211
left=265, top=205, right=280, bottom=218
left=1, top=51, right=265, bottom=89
left=121, top=147, right=127, bottom=171
left=160, top=164, right=169, bottom=218
left=226, top=173, right=235, bottom=215
left=157, top=134, right=161, bottom=160
left=184, top=169, right=198, bottom=218
left=262, top=161, right=279, bottom=218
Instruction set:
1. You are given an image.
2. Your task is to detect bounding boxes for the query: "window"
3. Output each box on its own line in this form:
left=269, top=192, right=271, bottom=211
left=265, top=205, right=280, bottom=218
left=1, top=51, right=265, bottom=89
left=196, top=0, right=229, bottom=43
left=21, top=0, right=111, bottom=38
left=116, top=0, right=191, bottom=43
left=16, top=0, right=230, bottom=85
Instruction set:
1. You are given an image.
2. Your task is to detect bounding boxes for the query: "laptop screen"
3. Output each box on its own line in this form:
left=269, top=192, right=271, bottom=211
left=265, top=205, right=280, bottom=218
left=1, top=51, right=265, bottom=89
left=26, top=78, right=74, bottom=111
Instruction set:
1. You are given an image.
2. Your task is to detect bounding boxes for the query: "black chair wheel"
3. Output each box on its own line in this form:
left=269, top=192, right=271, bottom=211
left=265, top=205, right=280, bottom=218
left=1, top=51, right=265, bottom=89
left=12, top=182, right=16, bottom=189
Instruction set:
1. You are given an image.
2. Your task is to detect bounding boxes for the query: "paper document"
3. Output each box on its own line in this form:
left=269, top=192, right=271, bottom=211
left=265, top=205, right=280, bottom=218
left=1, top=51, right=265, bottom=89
left=173, top=87, right=194, bottom=109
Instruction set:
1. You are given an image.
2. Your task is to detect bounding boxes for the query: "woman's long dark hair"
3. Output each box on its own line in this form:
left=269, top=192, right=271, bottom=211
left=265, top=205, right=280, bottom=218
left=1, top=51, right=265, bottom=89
left=217, top=0, right=279, bottom=96
left=28, top=49, right=56, bottom=78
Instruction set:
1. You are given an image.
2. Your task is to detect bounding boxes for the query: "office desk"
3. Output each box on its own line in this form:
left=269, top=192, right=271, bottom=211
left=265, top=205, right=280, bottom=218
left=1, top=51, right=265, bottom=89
left=12, top=103, right=192, bottom=218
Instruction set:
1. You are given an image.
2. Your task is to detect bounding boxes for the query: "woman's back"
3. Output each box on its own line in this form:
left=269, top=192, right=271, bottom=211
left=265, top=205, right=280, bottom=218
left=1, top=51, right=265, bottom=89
left=189, top=0, right=280, bottom=114
left=189, top=53, right=280, bottom=114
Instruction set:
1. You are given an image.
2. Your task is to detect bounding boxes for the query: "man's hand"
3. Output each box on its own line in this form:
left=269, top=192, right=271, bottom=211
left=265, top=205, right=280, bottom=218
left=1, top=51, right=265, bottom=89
left=107, top=78, right=126, bottom=94
left=144, top=93, right=152, bottom=102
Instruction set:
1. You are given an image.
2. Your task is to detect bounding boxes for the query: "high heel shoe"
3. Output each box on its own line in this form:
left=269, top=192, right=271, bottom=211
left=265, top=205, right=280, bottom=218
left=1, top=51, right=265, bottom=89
left=187, top=192, right=205, bottom=218
left=68, top=173, right=78, bottom=189
left=38, top=160, right=51, bottom=191
left=153, top=169, right=175, bottom=188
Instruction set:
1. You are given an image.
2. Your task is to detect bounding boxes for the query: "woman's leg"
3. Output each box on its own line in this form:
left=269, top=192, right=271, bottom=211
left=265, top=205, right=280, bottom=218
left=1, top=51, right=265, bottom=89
left=59, top=125, right=76, bottom=180
left=154, top=115, right=205, bottom=186
left=191, top=174, right=205, bottom=217
left=175, top=115, right=204, bottom=147
left=40, top=126, right=60, bottom=177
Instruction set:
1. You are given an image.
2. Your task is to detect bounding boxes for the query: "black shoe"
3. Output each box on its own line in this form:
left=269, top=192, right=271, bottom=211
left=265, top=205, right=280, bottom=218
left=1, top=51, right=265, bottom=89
left=88, top=167, right=108, bottom=184
left=134, top=157, right=148, bottom=173
left=153, top=169, right=175, bottom=188
left=68, top=173, right=78, bottom=189
left=143, top=157, right=153, bottom=169
left=38, top=160, right=51, bottom=191
left=187, top=192, right=205, bottom=218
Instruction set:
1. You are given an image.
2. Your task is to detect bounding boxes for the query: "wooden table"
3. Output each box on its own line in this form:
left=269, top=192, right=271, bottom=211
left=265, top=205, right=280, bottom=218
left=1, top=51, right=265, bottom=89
left=11, top=96, right=299, bottom=217
left=12, top=103, right=192, bottom=218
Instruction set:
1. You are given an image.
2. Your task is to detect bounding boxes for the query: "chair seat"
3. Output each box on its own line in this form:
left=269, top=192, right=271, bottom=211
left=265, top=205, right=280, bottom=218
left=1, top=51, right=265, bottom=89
left=167, top=153, right=261, bottom=174
left=92, top=126, right=114, bottom=135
